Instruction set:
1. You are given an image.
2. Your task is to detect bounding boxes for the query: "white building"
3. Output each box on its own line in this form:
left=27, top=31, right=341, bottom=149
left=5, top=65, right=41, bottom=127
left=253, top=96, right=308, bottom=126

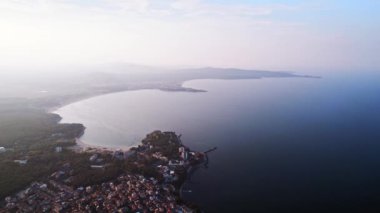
left=169, top=160, right=185, bottom=166
left=179, top=147, right=185, bottom=153
left=0, top=147, right=5, bottom=153
left=91, top=165, right=105, bottom=169
left=14, top=160, right=28, bottom=165
left=89, top=154, right=98, bottom=162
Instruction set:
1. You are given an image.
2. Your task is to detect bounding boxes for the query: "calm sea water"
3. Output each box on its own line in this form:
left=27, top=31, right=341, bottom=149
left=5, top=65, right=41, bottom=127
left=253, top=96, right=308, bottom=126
left=56, top=71, right=380, bottom=213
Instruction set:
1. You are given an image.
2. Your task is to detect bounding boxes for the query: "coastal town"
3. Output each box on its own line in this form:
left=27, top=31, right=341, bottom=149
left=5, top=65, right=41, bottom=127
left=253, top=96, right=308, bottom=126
left=1, top=131, right=206, bottom=213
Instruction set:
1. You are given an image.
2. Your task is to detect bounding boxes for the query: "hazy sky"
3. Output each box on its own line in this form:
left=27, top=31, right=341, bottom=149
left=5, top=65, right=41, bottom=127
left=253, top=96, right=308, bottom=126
left=0, top=0, right=379, bottom=72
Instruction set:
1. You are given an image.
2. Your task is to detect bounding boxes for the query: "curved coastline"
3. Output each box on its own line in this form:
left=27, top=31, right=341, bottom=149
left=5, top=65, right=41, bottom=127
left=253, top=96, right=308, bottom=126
left=47, top=80, right=207, bottom=113
left=51, top=83, right=211, bottom=212
left=49, top=69, right=313, bottom=150
left=50, top=80, right=207, bottom=151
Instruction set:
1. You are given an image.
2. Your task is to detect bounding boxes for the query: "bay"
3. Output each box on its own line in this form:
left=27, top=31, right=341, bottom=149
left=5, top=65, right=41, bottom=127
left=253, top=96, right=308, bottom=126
left=55, top=71, right=380, bottom=212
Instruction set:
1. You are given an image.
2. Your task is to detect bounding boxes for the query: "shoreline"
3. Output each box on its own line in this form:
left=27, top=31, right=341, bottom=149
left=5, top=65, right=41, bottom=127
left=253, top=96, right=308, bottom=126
left=3, top=130, right=205, bottom=212
left=46, top=80, right=207, bottom=113
left=48, top=75, right=310, bottom=152
left=69, top=138, right=133, bottom=153
left=52, top=94, right=208, bottom=211
left=49, top=80, right=206, bottom=151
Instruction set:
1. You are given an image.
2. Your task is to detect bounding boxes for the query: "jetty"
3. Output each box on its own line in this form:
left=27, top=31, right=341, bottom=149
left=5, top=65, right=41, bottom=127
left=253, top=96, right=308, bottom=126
left=204, top=147, right=217, bottom=154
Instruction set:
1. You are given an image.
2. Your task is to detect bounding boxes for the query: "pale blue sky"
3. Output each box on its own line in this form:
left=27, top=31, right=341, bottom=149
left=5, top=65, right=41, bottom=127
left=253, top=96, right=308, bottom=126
left=0, top=0, right=379, bottom=72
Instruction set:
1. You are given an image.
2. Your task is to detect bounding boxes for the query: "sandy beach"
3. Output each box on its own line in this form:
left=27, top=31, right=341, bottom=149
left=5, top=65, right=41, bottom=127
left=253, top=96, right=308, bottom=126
left=69, top=138, right=133, bottom=153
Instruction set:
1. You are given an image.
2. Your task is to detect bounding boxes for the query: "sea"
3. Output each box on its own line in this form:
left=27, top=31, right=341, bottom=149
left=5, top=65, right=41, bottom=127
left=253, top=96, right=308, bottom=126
left=55, top=71, right=380, bottom=213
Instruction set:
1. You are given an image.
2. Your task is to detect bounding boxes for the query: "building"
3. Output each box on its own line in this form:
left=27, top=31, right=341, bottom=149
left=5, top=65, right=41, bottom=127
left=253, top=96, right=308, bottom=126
left=181, top=151, right=189, bottom=160
left=55, top=146, right=62, bottom=153
left=0, top=147, right=6, bottom=153
left=178, top=147, right=185, bottom=153
left=179, top=147, right=188, bottom=160
left=14, top=160, right=28, bottom=165
left=168, top=160, right=184, bottom=166
left=124, top=150, right=136, bottom=158
left=89, top=154, right=98, bottom=162
left=91, top=165, right=105, bottom=169
left=114, top=150, right=124, bottom=160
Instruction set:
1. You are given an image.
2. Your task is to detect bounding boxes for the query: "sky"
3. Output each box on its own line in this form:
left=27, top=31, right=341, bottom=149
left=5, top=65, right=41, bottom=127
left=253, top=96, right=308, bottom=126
left=0, top=0, right=379, bottom=72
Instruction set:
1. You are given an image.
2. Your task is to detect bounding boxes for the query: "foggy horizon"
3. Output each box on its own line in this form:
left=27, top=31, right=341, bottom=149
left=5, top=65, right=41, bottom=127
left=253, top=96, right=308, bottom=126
left=1, top=1, right=380, bottom=213
left=1, top=0, right=379, bottom=73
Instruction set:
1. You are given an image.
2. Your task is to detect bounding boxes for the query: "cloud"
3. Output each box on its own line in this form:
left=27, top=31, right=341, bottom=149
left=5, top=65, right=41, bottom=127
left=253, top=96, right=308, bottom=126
left=170, top=1, right=295, bottom=17
left=0, top=0, right=295, bottom=18
left=104, top=0, right=150, bottom=13
left=171, top=0, right=201, bottom=10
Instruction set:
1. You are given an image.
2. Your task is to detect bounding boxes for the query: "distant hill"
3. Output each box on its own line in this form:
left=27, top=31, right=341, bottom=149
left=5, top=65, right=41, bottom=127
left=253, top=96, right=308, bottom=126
left=0, top=64, right=317, bottom=109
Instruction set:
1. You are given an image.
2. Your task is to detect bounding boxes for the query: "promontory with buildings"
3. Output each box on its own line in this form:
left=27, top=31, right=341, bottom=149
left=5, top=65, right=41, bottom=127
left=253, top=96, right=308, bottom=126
left=2, top=130, right=206, bottom=212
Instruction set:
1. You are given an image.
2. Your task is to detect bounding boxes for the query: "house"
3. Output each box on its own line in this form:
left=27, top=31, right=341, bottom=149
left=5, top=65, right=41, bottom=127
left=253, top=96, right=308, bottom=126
left=90, top=165, right=105, bottom=169
left=179, top=147, right=185, bottom=153
left=50, top=171, right=65, bottom=180
left=89, top=154, right=98, bottom=162
left=85, top=186, right=93, bottom=193
left=113, top=150, right=124, bottom=160
left=14, top=160, right=28, bottom=165
left=168, top=160, right=184, bottom=166
left=179, top=147, right=189, bottom=160
left=181, top=151, right=188, bottom=160
left=55, top=146, right=62, bottom=153
left=125, top=150, right=136, bottom=158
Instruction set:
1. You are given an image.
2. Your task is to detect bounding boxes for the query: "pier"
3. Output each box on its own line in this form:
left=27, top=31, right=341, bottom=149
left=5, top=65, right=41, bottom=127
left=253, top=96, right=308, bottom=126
left=204, top=147, right=217, bottom=154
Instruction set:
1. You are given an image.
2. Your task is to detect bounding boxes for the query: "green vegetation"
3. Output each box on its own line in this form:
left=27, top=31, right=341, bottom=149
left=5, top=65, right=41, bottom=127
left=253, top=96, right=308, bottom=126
left=0, top=100, right=85, bottom=199
left=69, top=155, right=125, bottom=187
left=0, top=99, right=144, bottom=201
left=142, top=132, right=181, bottom=159
left=0, top=99, right=196, bottom=206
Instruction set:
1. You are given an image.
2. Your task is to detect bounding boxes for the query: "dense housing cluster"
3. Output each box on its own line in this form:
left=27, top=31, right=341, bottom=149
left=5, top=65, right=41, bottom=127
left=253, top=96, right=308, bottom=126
left=4, top=174, right=192, bottom=213
left=2, top=131, right=205, bottom=213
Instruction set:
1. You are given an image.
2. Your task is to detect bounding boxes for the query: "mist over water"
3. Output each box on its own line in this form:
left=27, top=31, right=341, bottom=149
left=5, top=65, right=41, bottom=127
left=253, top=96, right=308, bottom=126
left=2, top=0, right=380, bottom=211
left=56, top=71, right=380, bottom=212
